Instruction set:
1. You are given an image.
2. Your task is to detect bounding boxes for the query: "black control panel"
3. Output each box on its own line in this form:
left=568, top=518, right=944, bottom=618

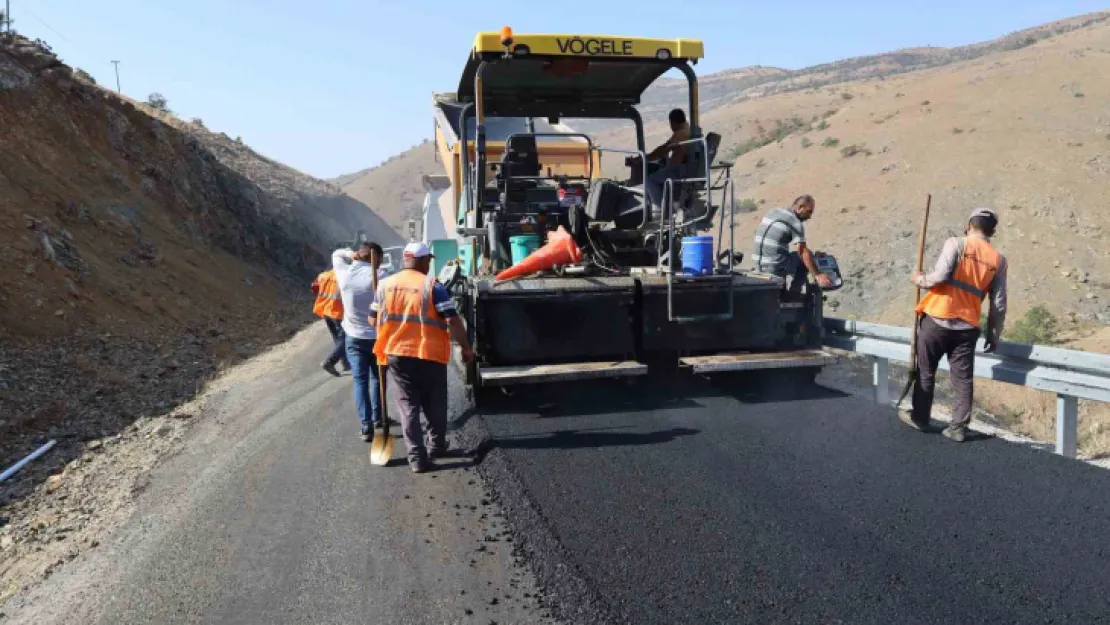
left=813, top=251, right=844, bottom=291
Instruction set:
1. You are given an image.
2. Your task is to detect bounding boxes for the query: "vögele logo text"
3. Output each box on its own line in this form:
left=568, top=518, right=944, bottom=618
left=555, top=38, right=634, bottom=56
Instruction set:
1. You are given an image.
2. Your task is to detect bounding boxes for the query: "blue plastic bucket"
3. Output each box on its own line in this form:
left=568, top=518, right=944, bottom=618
left=681, top=236, right=714, bottom=275
left=509, top=234, right=543, bottom=266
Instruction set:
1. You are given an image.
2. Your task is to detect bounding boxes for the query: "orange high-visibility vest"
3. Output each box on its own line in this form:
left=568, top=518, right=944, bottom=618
left=312, top=270, right=344, bottom=319
left=916, top=236, right=1003, bottom=328
left=373, top=269, right=451, bottom=365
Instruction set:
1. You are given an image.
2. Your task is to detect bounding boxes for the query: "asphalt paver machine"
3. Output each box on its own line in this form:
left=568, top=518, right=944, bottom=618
left=431, top=28, right=841, bottom=400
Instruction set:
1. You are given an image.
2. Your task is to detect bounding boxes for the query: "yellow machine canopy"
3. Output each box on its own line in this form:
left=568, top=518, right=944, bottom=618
left=458, top=30, right=704, bottom=118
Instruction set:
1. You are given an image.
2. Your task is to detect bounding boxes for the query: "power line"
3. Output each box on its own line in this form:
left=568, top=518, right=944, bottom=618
left=11, top=0, right=115, bottom=88
left=10, top=0, right=79, bottom=48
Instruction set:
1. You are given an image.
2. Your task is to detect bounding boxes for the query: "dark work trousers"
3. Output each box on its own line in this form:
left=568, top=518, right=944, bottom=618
left=780, top=252, right=809, bottom=296
left=387, top=355, right=448, bottom=464
left=323, top=317, right=349, bottom=369
left=912, top=315, right=980, bottom=429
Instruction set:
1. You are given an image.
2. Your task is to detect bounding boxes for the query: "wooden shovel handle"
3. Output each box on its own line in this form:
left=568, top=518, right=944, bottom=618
left=378, top=364, right=388, bottom=436
left=897, top=194, right=932, bottom=408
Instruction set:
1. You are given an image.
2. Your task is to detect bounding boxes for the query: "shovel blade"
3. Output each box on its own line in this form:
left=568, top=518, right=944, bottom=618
left=369, top=431, right=394, bottom=466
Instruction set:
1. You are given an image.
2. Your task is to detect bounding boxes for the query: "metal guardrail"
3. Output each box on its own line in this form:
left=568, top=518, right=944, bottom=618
left=823, top=317, right=1110, bottom=459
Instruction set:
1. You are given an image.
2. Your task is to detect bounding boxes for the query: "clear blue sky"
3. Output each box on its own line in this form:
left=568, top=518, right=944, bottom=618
left=8, top=0, right=1106, bottom=179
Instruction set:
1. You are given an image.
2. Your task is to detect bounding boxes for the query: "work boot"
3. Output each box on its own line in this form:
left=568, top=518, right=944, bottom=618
left=410, top=458, right=436, bottom=474
left=339, top=361, right=351, bottom=373
left=898, top=410, right=930, bottom=433
left=428, top=437, right=448, bottom=458
left=942, top=425, right=967, bottom=442
left=360, top=427, right=373, bottom=442
left=322, top=361, right=341, bottom=377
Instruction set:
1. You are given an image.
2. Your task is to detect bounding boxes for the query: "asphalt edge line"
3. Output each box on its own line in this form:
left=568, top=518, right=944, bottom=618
left=447, top=378, right=626, bottom=625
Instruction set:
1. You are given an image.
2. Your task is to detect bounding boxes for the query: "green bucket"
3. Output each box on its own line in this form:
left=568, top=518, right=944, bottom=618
left=509, top=234, right=542, bottom=266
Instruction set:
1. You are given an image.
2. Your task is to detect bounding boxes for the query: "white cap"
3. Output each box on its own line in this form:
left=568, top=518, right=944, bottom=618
left=403, top=241, right=434, bottom=258
left=969, top=207, right=997, bottom=221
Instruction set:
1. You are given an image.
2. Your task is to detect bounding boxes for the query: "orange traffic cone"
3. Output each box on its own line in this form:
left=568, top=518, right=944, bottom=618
left=495, top=226, right=582, bottom=281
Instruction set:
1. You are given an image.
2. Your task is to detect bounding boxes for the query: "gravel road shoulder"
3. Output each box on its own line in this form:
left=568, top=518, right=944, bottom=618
left=2, top=326, right=555, bottom=625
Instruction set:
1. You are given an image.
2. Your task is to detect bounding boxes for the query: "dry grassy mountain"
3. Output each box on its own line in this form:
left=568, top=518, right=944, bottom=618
left=336, top=12, right=1110, bottom=334
left=333, top=140, right=437, bottom=238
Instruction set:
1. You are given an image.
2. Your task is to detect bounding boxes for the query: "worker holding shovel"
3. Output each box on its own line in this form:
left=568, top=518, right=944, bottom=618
left=900, top=208, right=1008, bottom=442
left=371, top=242, right=474, bottom=473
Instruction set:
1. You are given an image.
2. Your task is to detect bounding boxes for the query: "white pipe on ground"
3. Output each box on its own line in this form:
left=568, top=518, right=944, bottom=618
left=0, top=439, right=57, bottom=483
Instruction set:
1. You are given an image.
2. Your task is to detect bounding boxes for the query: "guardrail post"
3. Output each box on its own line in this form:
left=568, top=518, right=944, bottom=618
left=872, top=356, right=890, bottom=406
left=1056, top=394, right=1078, bottom=459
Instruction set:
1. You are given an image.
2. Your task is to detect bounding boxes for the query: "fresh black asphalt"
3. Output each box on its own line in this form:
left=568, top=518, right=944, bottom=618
left=460, top=371, right=1110, bottom=625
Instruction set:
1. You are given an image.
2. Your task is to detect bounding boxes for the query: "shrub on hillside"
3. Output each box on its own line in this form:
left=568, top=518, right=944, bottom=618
left=72, top=68, right=96, bottom=84
left=841, top=92, right=854, bottom=100
left=737, top=198, right=759, bottom=213
left=729, top=117, right=809, bottom=159
left=840, top=143, right=871, bottom=158
left=755, top=158, right=766, bottom=168
left=801, top=137, right=813, bottom=149
left=1006, top=306, right=1059, bottom=345
left=146, top=92, right=172, bottom=114
left=822, top=137, right=840, bottom=148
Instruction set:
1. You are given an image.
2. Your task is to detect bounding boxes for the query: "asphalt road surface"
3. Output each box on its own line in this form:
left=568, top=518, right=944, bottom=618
left=473, top=372, right=1110, bottom=625
left=7, top=325, right=1110, bottom=625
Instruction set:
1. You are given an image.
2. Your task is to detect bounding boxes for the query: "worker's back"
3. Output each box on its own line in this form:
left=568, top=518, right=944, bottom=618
left=336, top=261, right=385, bottom=340
left=313, top=270, right=344, bottom=319
left=373, top=269, right=450, bottom=365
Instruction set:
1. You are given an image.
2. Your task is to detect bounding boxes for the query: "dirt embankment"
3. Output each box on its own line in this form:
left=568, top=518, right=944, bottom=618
left=0, top=33, right=398, bottom=599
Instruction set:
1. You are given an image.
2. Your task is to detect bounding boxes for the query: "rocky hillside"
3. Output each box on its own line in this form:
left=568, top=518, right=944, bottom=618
left=0, top=32, right=400, bottom=538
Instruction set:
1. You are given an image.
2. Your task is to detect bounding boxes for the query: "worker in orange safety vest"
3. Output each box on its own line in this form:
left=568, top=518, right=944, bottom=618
left=311, top=268, right=350, bottom=376
left=370, top=242, right=474, bottom=473
left=900, top=208, right=1008, bottom=442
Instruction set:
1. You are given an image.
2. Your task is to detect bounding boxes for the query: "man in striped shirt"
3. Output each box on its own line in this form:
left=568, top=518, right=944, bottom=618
left=752, top=195, right=834, bottom=293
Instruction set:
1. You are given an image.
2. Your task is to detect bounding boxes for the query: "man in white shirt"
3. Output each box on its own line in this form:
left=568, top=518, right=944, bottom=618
left=332, top=240, right=390, bottom=441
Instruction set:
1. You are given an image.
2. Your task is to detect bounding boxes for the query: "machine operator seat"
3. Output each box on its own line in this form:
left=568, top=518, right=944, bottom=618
left=497, top=134, right=542, bottom=211
left=500, top=134, right=541, bottom=180
left=609, top=131, right=722, bottom=229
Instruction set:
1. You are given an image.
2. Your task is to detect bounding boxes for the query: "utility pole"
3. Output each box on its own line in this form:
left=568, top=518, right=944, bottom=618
left=111, top=60, right=121, bottom=93
left=4, top=0, right=10, bottom=33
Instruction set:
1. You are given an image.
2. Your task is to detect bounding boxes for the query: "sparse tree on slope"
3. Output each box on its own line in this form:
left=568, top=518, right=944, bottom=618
left=146, top=92, right=172, bottom=114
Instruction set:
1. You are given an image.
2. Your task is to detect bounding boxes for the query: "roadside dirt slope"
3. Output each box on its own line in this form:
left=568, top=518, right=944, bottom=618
left=0, top=32, right=400, bottom=597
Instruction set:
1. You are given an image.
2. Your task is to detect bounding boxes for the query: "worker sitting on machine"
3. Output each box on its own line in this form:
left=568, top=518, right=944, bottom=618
left=628, top=109, right=691, bottom=210
left=752, top=195, right=835, bottom=293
